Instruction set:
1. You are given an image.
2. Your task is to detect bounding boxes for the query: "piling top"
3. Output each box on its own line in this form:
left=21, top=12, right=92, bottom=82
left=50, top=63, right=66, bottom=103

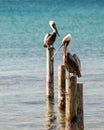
left=66, top=76, right=77, bottom=80
left=58, top=64, right=65, bottom=71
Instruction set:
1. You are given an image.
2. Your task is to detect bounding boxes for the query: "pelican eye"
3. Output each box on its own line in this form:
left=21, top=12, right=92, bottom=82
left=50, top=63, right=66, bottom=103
left=52, top=23, right=56, bottom=27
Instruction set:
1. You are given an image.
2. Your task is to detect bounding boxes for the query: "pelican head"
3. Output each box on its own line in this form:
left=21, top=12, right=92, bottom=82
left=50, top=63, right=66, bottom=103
left=62, top=34, right=72, bottom=48
left=49, top=20, right=60, bottom=36
left=51, top=34, right=72, bottom=60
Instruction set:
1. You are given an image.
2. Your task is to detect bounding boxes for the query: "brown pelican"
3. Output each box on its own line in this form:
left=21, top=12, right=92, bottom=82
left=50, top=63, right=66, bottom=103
left=52, top=34, right=81, bottom=77
left=43, top=20, right=59, bottom=48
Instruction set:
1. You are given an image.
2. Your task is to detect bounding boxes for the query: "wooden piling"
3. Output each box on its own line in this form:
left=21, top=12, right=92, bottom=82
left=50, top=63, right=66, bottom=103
left=77, top=83, right=84, bottom=130
left=46, top=47, right=54, bottom=99
left=58, top=64, right=66, bottom=110
left=65, top=76, right=77, bottom=130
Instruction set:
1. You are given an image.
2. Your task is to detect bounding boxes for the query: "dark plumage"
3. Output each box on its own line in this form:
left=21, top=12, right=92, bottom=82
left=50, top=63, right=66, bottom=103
left=52, top=34, right=81, bottom=78
left=43, top=20, right=59, bottom=48
left=65, top=52, right=81, bottom=77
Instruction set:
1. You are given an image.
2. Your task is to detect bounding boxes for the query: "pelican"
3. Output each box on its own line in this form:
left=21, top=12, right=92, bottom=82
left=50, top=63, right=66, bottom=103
left=43, top=20, right=59, bottom=48
left=52, top=34, right=81, bottom=77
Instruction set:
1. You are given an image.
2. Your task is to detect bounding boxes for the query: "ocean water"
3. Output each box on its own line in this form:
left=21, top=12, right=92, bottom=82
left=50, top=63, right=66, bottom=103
left=0, top=0, right=104, bottom=130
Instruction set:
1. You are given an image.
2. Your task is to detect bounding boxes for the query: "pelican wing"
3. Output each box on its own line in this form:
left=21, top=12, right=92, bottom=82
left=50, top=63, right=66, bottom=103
left=65, top=52, right=78, bottom=73
left=43, top=32, right=56, bottom=48
left=73, top=54, right=81, bottom=77
left=65, top=53, right=81, bottom=77
left=73, top=54, right=81, bottom=71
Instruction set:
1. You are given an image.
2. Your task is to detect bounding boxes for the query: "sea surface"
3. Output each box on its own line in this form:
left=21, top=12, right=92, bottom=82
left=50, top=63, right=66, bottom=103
left=0, top=0, right=104, bottom=130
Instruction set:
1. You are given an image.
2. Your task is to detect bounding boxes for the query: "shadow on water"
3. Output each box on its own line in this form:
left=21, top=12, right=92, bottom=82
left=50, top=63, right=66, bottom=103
left=45, top=99, right=56, bottom=130
left=45, top=98, right=66, bottom=130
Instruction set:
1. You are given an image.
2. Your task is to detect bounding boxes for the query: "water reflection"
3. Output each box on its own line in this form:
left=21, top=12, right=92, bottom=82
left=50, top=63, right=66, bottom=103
left=45, top=99, right=56, bottom=130
left=57, top=108, right=65, bottom=130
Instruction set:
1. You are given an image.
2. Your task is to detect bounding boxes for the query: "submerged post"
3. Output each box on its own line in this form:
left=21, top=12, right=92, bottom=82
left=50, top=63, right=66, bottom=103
left=65, top=76, right=77, bottom=130
left=46, top=47, right=54, bottom=99
left=58, top=108, right=66, bottom=129
left=46, top=98, right=56, bottom=129
left=77, top=83, right=84, bottom=130
left=58, top=65, right=66, bottom=110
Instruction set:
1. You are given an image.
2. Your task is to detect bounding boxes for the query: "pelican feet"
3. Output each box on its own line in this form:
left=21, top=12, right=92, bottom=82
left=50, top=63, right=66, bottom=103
left=48, top=46, right=55, bottom=50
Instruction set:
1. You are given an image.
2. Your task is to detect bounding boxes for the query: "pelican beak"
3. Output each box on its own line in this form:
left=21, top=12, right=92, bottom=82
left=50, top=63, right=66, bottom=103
left=54, top=25, right=60, bottom=36
left=56, top=28, right=60, bottom=37
left=51, top=42, right=63, bottom=60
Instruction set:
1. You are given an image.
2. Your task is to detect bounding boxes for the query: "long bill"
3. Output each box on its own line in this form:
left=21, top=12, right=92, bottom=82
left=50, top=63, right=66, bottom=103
left=54, top=25, right=60, bottom=36
left=51, top=42, right=64, bottom=60
left=56, top=28, right=60, bottom=37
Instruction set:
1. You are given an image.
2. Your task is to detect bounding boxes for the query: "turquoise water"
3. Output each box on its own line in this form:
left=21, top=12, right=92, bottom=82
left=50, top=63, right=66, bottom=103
left=0, top=1, right=104, bottom=130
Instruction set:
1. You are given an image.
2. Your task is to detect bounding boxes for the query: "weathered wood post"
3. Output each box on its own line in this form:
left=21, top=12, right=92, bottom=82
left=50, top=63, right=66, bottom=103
left=46, top=47, right=54, bottom=99
left=65, top=76, right=77, bottom=130
left=58, top=65, right=66, bottom=109
left=77, top=83, right=84, bottom=130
